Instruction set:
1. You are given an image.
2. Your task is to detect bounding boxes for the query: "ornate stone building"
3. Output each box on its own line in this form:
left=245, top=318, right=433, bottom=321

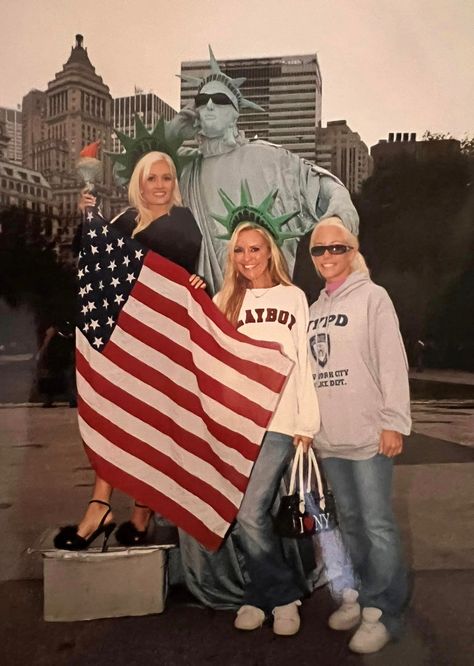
left=21, top=35, right=113, bottom=254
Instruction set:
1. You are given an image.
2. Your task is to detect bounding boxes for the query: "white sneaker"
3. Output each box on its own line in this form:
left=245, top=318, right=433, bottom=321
left=234, top=605, right=265, bottom=630
left=272, top=600, right=302, bottom=636
left=349, top=607, right=391, bottom=654
left=328, top=588, right=361, bottom=631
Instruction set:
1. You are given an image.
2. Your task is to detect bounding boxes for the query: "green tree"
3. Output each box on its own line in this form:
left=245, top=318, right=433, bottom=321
left=0, top=206, right=76, bottom=345
left=354, top=147, right=473, bottom=369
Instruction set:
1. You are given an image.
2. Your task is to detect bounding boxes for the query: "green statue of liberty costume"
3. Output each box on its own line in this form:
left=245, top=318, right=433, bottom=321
left=174, top=46, right=359, bottom=294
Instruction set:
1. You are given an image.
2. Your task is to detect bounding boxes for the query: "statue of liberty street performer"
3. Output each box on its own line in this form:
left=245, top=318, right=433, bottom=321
left=170, top=47, right=359, bottom=294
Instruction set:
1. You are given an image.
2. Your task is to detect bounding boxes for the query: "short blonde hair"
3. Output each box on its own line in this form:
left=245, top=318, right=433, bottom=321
left=216, top=222, right=292, bottom=326
left=128, top=152, right=182, bottom=235
left=310, top=217, right=369, bottom=276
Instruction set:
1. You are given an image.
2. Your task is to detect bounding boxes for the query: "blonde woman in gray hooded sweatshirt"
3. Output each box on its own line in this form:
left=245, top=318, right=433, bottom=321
left=307, top=217, right=411, bottom=655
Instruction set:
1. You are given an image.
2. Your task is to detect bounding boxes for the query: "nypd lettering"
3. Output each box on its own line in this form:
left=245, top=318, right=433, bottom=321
left=307, top=313, right=348, bottom=330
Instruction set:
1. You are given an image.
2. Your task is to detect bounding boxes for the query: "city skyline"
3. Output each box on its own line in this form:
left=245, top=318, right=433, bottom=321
left=0, top=0, right=472, bottom=150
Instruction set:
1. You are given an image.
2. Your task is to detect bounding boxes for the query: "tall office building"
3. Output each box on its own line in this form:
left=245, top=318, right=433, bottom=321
left=315, top=120, right=371, bottom=193
left=22, top=90, right=47, bottom=170
left=0, top=118, right=10, bottom=159
left=180, top=54, right=322, bottom=162
left=0, top=107, right=22, bottom=164
left=112, top=92, right=176, bottom=152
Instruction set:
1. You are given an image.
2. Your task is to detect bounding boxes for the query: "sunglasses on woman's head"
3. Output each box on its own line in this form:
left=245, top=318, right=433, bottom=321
left=310, top=244, right=353, bottom=257
left=195, top=92, right=236, bottom=108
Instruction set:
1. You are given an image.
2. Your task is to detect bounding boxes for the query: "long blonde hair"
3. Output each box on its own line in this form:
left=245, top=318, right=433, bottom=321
left=128, top=151, right=182, bottom=236
left=215, top=222, right=292, bottom=326
left=310, top=217, right=369, bottom=277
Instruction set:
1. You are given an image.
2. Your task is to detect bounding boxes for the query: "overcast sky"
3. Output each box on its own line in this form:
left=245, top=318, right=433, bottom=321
left=1, top=0, right=472, bottom=148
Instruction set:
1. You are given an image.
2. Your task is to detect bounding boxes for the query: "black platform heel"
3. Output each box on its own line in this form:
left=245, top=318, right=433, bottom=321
left=54, top=499, right=116, bottom=552
left=115, top=502, right=153, bottom=546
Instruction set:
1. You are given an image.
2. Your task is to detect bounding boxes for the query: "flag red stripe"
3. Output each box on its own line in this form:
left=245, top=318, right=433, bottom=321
left=84, top=444, right=224, bottom=551
left=103, top=339, right=260, bottom=460
left=116, top=308, right=273, bottom=429
left=76, top=351, right=250, bottom=491
left=131, top=277, right=288, bottom=393
left=79, top=398, right=239, bottom=521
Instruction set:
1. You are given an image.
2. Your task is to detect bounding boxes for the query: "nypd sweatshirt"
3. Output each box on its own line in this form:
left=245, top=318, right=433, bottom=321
left=307, top=271, right=411, bottom=460
left=216, top=284, right=320, bottom=439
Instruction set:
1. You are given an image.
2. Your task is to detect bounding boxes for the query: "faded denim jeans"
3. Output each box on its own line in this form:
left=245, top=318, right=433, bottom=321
left=322, top=453, right=409, bottom=638
left=236, top=431, right=302, bottom=613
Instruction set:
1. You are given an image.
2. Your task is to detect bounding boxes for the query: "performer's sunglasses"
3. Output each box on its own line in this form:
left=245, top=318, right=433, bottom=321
left=195, top=92, right=237, bottom=109
left=310, top=244, right=353, bottom=257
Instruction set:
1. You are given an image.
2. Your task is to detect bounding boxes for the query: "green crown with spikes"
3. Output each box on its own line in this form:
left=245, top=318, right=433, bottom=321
left=211, top=181, right=303, bottom=246
left=108, top=115, right=194, bottom=184
left=179, top=46, right=265, bottom=113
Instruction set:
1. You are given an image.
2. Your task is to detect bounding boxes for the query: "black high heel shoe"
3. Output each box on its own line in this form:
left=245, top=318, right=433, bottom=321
left=115, top=503, right=153, bottom=546
left=54, top=499, right=116, bottom=552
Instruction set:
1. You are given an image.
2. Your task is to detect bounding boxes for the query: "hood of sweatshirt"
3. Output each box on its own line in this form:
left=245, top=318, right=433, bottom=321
left=318, top=271, right=371, bottom=305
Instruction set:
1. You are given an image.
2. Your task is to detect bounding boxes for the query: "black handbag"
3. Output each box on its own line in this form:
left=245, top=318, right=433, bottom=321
left=274, top=444, right=337, bottom=538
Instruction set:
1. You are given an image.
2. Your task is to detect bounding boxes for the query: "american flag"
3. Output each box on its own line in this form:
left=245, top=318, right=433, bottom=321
left=76, top=208, right=294, bottom=550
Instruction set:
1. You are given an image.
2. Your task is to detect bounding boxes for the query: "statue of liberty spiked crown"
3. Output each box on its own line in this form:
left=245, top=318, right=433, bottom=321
left=108, top=115, right=194, bottom=184
left=212, top=181, right=304, bottom=246
left=180, top=45, right=265, bottom=113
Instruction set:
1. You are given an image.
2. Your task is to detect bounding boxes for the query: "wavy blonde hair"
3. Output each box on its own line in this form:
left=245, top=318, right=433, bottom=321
left=128, top=151, right=182, bottom=236
left=215, top=222, right=292, bottom=326
left=310, top=217, right=369, bottom=277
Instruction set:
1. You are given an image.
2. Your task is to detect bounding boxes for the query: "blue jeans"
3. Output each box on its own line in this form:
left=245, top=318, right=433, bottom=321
left=236, top=431, right=302, bottom=612
left=322, top=454, right=408, bottom=638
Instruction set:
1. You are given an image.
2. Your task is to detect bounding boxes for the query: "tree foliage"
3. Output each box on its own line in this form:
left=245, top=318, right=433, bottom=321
left=0, top=207, right=76, bottom=343
left=422, top=130, right=474, bottom=155
left=354, top=148, right=474, bottom=370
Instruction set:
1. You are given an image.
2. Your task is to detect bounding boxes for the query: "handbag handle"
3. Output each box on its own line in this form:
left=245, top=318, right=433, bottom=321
left=307, top=448, right=326, bottom=511
left=288, top=443, right=306, bottom=514
left=288, top=444, right=326, bottom=512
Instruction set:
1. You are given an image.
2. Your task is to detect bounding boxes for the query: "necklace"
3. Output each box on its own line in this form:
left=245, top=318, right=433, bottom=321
left=248, top=285, right=277, bottom=299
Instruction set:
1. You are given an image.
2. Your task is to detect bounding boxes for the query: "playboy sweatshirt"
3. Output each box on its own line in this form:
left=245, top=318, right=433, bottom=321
left=216, top=284, right=320, bottom=439
left=307, top=271, right=411, bottom=460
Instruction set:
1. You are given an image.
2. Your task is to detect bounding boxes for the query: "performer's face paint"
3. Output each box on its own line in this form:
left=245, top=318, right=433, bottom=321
left=140, top=160, right=175, bottom=213
left=233, top=229, right=273, bottom=289
left=195, top=81, right=239, bottom=139
left=311, top=226, right=354, bottom=283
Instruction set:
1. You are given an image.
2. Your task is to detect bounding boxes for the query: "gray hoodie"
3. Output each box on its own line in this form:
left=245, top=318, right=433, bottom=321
left=307, top=271, right=411, bottom=460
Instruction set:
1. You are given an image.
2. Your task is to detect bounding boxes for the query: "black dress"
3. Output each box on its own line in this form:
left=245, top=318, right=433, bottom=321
left=112, top=206, right=202, bottom=274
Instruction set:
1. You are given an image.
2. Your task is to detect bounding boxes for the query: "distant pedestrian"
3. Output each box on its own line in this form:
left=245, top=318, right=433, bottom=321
left=416, top=339, right=425, bottom=373
left=36, top=321, right=76, bottom=407
left=307, top=217, right=411, bottom=654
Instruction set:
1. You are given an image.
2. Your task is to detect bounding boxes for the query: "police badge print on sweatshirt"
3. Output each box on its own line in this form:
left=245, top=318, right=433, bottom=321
left=308, top=313, right=350, bottom=388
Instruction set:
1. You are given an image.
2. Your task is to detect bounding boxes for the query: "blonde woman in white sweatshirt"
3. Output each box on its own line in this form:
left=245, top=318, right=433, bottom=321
left=214, top=221, right=319, bottom=637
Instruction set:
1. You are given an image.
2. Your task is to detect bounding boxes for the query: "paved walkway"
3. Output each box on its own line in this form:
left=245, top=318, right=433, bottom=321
left=409, top=368, right=474, bottom=385
left=1, top=405, right=473, bottom=665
